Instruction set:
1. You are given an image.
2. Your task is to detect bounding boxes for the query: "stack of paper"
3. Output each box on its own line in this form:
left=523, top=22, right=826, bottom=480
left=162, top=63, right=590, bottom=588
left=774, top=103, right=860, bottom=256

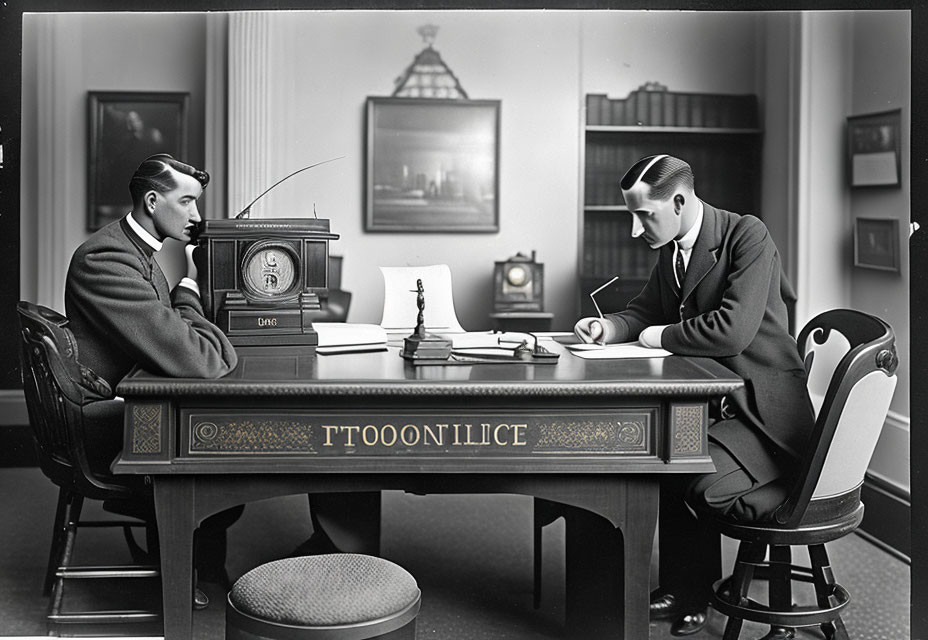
left=314, top=322, right=389, bottom=355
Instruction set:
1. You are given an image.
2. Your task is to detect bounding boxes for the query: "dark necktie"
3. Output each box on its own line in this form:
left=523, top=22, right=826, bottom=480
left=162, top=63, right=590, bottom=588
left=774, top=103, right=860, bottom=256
left=674, top=245, right=686, bottom=292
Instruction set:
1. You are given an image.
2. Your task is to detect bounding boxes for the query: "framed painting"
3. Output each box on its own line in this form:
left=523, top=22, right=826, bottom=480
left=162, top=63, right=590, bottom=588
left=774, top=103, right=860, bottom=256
left=854, top=217, right=900, bottom=272
left=846, top=108, right=902, bottom=188
left=364, top=97, right=500, bottom=232
left=87, top=91, right=189, bottom=231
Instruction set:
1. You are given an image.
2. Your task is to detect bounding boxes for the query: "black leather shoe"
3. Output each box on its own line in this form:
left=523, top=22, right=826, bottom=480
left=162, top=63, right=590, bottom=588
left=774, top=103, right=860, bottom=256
left=193, top=587, right=209, bottom=610
left=670, top=609, right=708, bottom=636
left=759, top=627, right=795, bottom=640
left=649, top=593, right=680, bottom=620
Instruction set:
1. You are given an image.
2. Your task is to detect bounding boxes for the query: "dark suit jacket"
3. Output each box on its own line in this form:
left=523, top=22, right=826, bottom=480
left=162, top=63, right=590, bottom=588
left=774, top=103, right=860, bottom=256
left=65, top=216, right=238, bottom=390
left=603, top=202, right=815, bottom=484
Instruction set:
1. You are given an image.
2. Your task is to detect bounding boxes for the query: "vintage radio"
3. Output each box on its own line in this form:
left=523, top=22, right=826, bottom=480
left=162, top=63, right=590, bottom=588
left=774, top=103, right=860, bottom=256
left=493, top=251, right=545, bottom=312
left=195, top=218, right=338, bottom=346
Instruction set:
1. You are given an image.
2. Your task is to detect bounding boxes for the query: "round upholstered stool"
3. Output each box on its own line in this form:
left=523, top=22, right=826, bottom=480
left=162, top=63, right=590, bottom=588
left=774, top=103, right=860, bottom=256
left=226, top=554, right=421, bottom=640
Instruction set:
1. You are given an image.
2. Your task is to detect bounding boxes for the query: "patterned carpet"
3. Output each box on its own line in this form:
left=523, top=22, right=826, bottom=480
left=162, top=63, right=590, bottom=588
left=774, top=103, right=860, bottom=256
left=0, top=466, right=910, bottom=639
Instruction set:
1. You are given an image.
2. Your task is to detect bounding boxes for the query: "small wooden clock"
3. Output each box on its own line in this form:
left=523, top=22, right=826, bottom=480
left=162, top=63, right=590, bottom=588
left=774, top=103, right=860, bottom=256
left=493, top=251, right=544, bottom=312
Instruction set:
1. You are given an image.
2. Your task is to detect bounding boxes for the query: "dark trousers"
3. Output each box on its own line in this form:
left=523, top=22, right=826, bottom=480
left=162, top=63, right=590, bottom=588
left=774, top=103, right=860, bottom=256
left=656, top=438, right=791, bottom=611
left=308, top=492, right=382, bottom=555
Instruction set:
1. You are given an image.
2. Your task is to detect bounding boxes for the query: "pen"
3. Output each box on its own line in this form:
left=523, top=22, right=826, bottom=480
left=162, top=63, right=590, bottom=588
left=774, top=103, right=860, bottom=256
left=589, top=276, right=619, bottom=345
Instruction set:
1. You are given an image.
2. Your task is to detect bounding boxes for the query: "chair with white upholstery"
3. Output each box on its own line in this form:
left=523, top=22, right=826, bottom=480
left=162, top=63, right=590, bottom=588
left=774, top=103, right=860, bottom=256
left=696, top=308, right=898, bottom=640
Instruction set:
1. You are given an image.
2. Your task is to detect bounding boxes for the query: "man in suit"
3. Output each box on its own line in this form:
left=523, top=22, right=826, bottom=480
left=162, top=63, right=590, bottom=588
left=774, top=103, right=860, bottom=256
left=575, top=154, right=815, bottom=636
left=66, top=154, right=240, bottom=609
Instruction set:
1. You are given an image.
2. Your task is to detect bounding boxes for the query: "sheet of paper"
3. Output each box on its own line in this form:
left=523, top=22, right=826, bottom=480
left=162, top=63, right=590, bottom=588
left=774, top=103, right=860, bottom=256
left=379, top=265, right=465, bottom=332
left=566, top=341, right=672, bottom=359
left=313, top=322, right=388, bottom=347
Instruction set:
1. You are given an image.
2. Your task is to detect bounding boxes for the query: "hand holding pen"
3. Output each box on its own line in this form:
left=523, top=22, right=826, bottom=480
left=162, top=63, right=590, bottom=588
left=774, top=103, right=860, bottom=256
left=573, top=276, right=619, bottom=345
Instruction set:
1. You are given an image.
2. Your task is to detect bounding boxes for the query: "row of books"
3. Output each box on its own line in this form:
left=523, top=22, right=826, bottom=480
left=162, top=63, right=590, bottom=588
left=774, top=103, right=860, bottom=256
left=584, top=141, right=759, bottom=210
left=586, top=89, right=759, bottom=129
left=581, top=214, right=656, bottom=279
left=584, top=141, right=642, bottom=206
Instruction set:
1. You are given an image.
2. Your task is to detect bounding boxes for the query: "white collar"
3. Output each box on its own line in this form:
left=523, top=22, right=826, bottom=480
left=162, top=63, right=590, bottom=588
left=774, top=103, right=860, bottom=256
left=675, top=201, right=704, bottom=252
left=127, top=212, right=163, bottom=252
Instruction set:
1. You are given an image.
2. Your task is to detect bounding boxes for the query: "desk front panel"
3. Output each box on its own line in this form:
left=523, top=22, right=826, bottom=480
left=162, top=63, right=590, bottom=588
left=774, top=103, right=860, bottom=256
left=115, top=346, right=740, bottom=475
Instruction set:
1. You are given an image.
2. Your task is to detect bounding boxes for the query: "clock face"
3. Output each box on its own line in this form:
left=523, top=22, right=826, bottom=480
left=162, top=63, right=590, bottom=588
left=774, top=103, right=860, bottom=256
left=242, top=245, right=298, bottom=298
left=506, top=265, right=530, bottom=288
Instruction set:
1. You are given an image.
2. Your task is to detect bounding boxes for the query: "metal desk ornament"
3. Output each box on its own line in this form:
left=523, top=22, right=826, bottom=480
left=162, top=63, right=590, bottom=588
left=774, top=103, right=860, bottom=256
left=400, top=279, right=453, bottom=361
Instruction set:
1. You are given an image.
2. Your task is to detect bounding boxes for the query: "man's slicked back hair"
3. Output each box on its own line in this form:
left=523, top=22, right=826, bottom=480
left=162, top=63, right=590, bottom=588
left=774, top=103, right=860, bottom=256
left=620, top=155, right=694, bottom=202
left=128, top=154, right=210, bottom=207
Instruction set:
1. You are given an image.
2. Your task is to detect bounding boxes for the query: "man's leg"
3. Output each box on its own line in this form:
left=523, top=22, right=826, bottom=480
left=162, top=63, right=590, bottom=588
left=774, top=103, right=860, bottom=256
left=651, top=473, right=721, bottom=636
left=296, top=492, right=381, bottom=556
left=195, top=506, right=245, bottom=586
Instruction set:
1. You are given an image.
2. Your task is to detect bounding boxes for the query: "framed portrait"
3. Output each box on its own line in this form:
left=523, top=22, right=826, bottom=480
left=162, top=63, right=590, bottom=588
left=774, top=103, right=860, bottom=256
left=364, top=97, right=500, bottom=232
left=846, top=108, right=902, bottom=188
left=87, top=91, right=189, bottom=231
left=854, top=217, right=900, bottom=272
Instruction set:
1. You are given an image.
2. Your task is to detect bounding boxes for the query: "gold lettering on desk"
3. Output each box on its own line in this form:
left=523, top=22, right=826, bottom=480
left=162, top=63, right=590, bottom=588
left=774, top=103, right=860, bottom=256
left=319, top=423, right=529, bottom=449
left=183, top=412, right=651, bottom=457
left=257, top=317, right=278, bottom=327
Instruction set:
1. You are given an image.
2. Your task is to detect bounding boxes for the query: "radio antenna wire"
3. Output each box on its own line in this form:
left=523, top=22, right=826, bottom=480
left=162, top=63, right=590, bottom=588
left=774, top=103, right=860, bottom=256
left=234, top=156, right=345, bottom=219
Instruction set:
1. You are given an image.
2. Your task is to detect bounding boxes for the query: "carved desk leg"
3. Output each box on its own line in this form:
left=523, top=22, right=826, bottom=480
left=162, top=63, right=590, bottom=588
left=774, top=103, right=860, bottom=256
left=564, top=477, right=659, bottom=640
left=622, top=478, right=660, bottom=640
left=154, top=476, right=196, bottom=640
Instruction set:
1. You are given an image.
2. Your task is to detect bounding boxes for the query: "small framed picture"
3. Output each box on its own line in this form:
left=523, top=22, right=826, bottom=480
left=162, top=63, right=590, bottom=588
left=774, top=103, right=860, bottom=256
left=87, top=91, right=189, bottom=232
left=846, top=109, right=902, bottom=188
left=854, top=217, right=900, bottom=272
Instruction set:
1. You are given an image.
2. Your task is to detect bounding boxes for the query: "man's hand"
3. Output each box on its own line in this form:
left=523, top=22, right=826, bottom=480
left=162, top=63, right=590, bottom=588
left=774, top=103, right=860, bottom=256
left=638, top=324, right=669, bottom=349
left=574, top=317, right=606, bottom=344
left=184, top=244, right=198, bottom=282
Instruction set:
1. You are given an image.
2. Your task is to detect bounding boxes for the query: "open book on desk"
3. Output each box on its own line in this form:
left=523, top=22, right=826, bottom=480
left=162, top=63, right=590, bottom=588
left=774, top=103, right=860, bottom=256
left=433, top=330, right=545, bottom=349
left=313, top=323, right=389, bottom=355
left=565, top=341, right=672, bottom=359
left=432, top=331, right=560, bottom=363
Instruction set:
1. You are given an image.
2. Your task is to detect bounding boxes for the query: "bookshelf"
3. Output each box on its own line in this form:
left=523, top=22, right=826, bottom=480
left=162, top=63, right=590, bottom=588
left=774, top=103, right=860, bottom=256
left=579, top=85, right=762, bottom=318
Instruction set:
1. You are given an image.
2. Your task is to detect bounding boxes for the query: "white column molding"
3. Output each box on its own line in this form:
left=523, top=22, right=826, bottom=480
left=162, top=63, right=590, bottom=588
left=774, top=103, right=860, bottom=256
left=794, top=14, right=814, bottom=329
left=204, top=13, right=229, bottom=221
left=35, top=14, right=81, bottom=312
left=227, top=12, right=272, bottom=218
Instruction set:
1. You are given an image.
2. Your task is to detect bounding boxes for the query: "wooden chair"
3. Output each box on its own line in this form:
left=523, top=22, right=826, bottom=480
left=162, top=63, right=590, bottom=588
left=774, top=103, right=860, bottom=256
left=226, top=554, right=421, bottom=640
left=698, top=309, right=898, bottom=640
left=17, top=301, right=161, bottom=636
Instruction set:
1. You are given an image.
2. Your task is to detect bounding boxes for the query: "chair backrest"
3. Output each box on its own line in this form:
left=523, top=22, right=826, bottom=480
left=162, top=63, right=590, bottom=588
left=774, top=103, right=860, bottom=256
left=17, top=301, right=124, bottom=499
left=774, top=309, right=898, bottom=526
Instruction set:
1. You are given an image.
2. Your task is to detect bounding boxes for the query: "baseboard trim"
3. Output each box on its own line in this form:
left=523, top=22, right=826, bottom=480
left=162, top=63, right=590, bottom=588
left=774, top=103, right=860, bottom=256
left=860, top=471, right=911, bottom=564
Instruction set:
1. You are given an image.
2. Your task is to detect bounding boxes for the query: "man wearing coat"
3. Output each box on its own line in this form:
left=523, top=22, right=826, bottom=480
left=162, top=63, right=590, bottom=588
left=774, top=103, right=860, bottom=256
left=575, top=154, right=815, bottom=636
left=66, top=154, right=240, bottom=609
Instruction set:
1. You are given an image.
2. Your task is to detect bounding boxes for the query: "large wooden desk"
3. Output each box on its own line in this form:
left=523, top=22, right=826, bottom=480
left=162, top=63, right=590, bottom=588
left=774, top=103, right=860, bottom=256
left=114, top=340, right=742, bottom=639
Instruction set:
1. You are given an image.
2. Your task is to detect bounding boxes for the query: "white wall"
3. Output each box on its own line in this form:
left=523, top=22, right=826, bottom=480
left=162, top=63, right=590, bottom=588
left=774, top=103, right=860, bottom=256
left=794, top=11, right=854, bottom=327
left=848, top=10, right=911, bottom=492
